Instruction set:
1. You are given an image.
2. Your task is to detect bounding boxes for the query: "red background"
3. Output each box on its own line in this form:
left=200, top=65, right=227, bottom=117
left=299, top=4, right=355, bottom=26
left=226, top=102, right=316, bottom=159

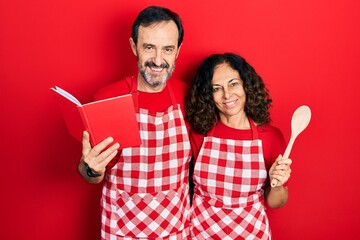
left=1, top=1, right=359, bottom=239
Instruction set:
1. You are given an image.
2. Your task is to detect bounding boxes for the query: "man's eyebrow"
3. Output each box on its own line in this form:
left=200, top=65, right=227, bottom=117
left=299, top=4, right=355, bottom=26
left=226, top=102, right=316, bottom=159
left=142, top=43, right=155, bottom=47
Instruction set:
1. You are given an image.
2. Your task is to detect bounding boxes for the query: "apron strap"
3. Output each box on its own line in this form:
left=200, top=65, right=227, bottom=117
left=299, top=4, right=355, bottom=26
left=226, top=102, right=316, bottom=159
left=124, top=76, right=139, bottom=109
left=248, top=118, right=259, bottom=140
left=125, top=76, right=176, bottom=109
left=166, top=81, right=177, bottom=105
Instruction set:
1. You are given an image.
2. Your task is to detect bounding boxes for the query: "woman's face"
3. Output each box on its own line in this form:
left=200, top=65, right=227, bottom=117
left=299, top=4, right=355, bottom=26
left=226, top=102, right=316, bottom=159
left=211, top=63, right=246, bottom=119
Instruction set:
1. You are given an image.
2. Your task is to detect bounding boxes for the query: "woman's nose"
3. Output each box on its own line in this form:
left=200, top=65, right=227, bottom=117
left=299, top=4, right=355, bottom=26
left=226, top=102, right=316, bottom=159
left=223, top=88, right=230, bottom=99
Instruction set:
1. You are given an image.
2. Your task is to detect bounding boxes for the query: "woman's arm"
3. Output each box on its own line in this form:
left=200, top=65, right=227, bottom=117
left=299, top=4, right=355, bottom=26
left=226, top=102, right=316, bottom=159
left=265, top=155, right=292, bottom=208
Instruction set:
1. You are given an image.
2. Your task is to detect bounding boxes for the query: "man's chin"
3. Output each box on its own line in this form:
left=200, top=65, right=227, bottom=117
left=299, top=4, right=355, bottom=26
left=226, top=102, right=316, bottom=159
left=147, top=75, right=168, bottom=86
left=148, top=80, right=165, bottom=87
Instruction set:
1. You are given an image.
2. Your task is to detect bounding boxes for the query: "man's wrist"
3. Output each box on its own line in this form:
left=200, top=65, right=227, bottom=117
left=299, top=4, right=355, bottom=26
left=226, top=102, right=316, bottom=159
left=84, top=163, right=102, bottom=178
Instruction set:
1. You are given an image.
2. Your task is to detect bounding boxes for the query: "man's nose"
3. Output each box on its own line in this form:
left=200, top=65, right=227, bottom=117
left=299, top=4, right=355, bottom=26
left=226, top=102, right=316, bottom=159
left=153, top=49, right=163, bottom=66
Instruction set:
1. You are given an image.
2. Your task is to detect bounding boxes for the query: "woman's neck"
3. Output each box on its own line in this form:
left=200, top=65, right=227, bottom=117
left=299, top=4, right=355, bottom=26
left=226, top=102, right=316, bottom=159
left=219, top=113, right=250, bottom=130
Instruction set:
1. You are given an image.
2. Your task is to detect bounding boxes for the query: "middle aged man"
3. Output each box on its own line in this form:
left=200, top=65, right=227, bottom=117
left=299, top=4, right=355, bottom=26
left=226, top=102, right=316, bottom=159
left=77, top=6, right=192, bottom=240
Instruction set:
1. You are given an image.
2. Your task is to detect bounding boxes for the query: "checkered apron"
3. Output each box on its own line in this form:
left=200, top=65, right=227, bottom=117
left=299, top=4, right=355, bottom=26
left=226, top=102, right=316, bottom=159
left=101, top=77, right=191, bottom=239
left=191, top=119, right=271, bottom=240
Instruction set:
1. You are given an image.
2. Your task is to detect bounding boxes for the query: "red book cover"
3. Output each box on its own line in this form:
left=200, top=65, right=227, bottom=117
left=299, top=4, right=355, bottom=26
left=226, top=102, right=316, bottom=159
left=51, top=86, right=141, bottom=149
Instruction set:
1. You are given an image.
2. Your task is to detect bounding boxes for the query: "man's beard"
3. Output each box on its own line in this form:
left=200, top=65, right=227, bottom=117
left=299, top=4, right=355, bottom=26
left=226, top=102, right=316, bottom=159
left=139, top=61, right=175, bottom=87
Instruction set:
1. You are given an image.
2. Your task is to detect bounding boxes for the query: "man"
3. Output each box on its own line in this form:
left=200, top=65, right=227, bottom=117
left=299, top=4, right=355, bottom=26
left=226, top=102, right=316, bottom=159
left=77, top=6, right=192, bottom=239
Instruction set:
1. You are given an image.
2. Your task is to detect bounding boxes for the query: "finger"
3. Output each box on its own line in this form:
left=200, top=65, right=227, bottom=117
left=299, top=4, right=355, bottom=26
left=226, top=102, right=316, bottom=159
left=97, top=142, right=120, bottom=164
left=277, top=158, right=292, bottom=166
left=270, top=155, right=282, bottom=170
left=90, top=137, right=115, bottom=157
left=272, top=169, right=291, bottom=182
left=270, top=174, right=285, bottom=187
left=271, top=178, right=278, bottom=188
left=275, top=163, right=292, bottom=175
left=274, top=164, right=289, bottom=171
left=95, top=150, right=119, bottom=172
left=273, top=165, right=291, bottom=175
left=91, top=144, right=119, bottom=173
left=82, top=131, right=92, bottom=157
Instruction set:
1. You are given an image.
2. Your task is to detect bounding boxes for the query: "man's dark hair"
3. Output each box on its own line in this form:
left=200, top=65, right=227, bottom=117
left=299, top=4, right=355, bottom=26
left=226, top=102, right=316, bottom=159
left=132, top=6, right=184, bottom=47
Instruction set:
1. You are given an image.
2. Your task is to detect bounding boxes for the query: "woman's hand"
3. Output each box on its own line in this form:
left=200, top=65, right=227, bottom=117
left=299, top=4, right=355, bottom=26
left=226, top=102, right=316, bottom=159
left=269, top=154, right=292, bottom=188
left=265, top=154, right=292, bottom=208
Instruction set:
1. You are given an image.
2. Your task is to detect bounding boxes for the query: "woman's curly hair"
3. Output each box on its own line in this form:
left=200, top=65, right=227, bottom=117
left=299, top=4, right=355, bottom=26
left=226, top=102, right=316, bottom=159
left=186, top=53, right=272, bottom=135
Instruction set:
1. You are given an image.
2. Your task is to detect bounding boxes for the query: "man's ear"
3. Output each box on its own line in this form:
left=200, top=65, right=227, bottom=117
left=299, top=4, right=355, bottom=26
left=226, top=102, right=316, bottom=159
left=175, top=44, right=182, bottom=59
left=129, top=38, right=137, bottom=56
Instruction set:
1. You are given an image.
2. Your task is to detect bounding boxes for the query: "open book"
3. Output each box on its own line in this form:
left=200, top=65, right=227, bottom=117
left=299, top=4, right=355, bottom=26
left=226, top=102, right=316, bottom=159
left=51, top=86, right=141, bottom=149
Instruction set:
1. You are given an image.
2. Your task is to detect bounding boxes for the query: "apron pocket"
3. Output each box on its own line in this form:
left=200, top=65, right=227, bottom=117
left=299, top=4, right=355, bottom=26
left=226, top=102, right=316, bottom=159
left=115, top=185, right=189, bottom=238
left=191, top=196, right=269, bottom=239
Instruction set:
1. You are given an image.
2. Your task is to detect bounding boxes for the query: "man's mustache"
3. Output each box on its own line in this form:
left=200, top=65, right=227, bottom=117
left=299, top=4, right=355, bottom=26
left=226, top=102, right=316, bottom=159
left=145, top=61, right=169, bottom=69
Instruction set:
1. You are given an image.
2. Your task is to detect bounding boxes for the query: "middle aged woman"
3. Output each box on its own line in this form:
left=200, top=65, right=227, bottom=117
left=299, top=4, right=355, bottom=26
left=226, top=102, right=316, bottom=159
left=186, top=53, right=292, bottom=239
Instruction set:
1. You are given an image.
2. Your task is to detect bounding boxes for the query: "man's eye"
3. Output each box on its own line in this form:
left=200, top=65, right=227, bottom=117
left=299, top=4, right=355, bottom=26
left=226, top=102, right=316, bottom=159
left=144, top=46, right=154, bottom=51
left=164, top=48, right=174, bottom=54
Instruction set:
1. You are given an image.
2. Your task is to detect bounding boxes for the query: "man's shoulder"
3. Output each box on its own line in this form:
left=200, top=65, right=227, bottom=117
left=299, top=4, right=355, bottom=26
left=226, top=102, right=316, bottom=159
left=168, top=77, right=190, bottom=102
left=169, top=78, right=190, bottom=90
left=94, top=77, right=132, bottom=100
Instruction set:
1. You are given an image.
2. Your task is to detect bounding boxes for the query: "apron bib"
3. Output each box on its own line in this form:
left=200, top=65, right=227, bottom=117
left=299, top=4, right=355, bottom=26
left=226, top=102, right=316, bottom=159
left=101, top=77, right=191, bottom=239
left=191, top=119, right=271, bottom=240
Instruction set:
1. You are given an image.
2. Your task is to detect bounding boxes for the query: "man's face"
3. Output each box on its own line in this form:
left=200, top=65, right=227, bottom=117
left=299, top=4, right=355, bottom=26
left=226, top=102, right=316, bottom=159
left=130, top=21, right=181, bottom=91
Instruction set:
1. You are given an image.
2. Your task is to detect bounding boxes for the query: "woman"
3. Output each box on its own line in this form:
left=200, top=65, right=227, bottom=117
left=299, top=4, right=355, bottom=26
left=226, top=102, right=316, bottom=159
left=186, top=53, right=292, bottom=239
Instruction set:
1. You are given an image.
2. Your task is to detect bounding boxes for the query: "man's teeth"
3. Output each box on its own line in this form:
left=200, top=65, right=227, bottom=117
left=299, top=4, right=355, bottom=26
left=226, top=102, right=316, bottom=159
left=150, top=67, right=163, bottom=72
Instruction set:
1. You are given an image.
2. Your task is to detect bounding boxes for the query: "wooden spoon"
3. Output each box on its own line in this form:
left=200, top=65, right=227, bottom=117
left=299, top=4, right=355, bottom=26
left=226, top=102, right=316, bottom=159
left=271, top=105, right=312, bottom=187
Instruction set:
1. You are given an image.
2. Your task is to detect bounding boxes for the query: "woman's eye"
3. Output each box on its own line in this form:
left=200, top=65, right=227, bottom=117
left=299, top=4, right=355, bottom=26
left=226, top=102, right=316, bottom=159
left=212, top=87, right=220, bottom=92
left=230, top=82, right=239, bottom=87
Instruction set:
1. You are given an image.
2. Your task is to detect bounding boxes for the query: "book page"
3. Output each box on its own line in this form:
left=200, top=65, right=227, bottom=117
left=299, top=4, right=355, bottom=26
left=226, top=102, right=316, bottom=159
left=52, top=86, right=81, bottom=106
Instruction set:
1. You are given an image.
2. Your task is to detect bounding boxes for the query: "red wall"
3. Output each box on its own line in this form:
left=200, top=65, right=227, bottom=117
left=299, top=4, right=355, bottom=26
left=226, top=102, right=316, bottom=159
left=1, top=1, right=359, bottom=239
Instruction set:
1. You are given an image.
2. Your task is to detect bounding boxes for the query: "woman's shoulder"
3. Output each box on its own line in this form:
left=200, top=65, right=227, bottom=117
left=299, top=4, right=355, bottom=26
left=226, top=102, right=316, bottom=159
left=257, top=124, right=284, bottom=140
left=190, top=129, right=205, bottom=145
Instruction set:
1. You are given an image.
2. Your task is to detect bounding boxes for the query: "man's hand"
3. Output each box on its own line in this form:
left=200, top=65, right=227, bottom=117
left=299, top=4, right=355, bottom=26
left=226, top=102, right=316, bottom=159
left=79, top=131, right=119, bottom=183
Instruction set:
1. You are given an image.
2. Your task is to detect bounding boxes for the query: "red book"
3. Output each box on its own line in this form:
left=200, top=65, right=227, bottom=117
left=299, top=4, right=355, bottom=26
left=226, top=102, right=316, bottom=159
left=51, top=86, right=141, bottom=149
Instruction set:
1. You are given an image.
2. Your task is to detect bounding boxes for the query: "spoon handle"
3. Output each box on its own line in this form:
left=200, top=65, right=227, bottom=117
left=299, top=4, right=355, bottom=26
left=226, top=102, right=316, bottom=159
left=283, top=135, right=295, bottom=159
left=270, top=135, right=295, bottom=187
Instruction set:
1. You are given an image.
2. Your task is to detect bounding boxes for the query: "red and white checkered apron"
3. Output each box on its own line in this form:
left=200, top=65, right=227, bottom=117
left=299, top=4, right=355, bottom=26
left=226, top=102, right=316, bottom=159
left=101, top=77, right=192, bottom=239
left=191, top=119, right=271, bottom=240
